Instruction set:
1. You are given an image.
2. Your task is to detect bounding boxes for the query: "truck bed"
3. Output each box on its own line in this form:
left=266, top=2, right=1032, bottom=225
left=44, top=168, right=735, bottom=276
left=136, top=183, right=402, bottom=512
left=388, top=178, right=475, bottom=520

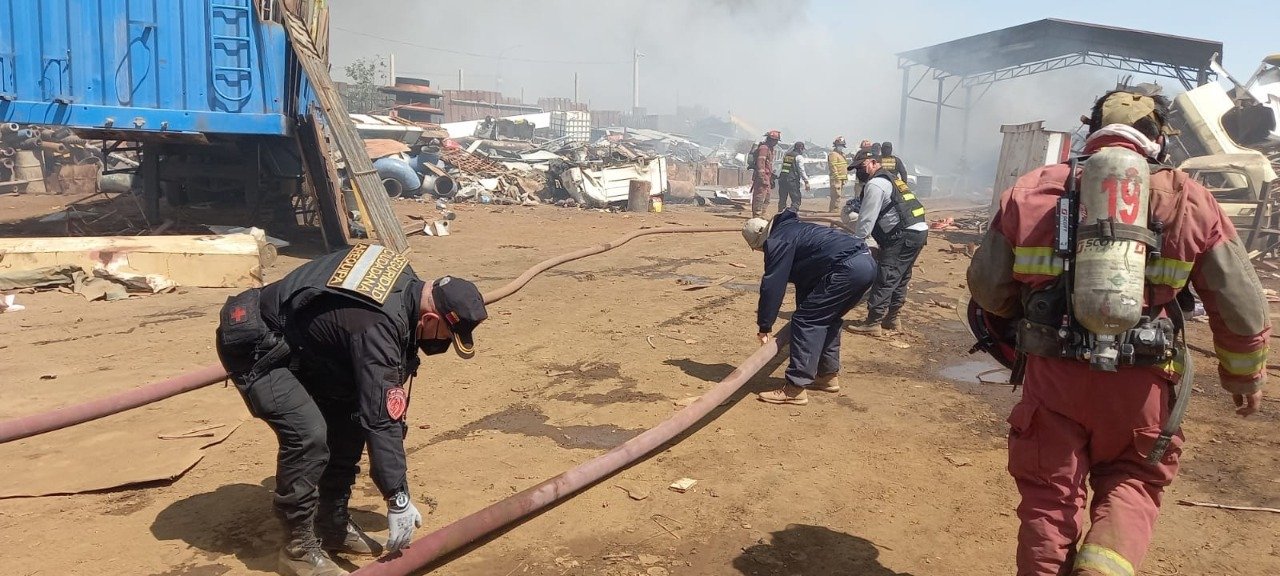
left=0, top=0, right=310, bottom=140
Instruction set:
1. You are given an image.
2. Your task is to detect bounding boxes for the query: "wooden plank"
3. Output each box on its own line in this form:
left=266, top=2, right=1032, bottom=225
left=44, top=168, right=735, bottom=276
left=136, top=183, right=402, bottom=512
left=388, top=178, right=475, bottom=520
left=281, top=12, right=408, bottom=253
left=298, top=111, right=350, bottom=250
left=0, top=233, right=267, bottom=288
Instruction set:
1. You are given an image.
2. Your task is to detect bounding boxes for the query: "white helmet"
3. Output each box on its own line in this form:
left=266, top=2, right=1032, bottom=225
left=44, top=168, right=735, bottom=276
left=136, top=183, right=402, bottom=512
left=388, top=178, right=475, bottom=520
left=742, top=217, right=771, bottom=250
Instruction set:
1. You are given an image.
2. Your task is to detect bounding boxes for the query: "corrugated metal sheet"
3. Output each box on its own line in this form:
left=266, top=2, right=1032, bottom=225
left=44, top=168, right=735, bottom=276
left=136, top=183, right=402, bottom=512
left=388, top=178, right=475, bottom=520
left=990, top=121, right=1072, bottom=215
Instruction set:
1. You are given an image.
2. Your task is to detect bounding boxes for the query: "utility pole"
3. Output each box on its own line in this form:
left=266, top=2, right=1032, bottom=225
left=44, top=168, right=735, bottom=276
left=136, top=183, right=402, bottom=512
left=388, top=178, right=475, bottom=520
left=387, top=53, right=395, bottom=86
left=632, top=48, right=645, bottom=113
left=458, top=68, right=464, bottom=90
left=574, top=72, right=580, bottom=104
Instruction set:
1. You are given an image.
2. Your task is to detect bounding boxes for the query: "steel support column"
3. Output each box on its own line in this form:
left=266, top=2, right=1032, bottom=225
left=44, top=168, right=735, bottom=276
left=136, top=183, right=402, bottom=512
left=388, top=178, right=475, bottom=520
left=933, top=78, right=944, bottom=161
left=898, top=66, right=910, bottom=150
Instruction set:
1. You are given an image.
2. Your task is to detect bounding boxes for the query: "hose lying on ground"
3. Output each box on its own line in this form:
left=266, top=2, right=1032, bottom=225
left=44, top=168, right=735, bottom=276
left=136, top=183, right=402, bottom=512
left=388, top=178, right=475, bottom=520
left=0, top=225, right=739, bottom=444
left=2, top=221, right=796, bottom=575
left=351, top=324, right=790, bottom=576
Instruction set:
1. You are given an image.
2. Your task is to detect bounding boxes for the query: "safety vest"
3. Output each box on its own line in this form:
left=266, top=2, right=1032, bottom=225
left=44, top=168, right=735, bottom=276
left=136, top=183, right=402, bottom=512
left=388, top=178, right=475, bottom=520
left=870, top=171, right=926, bottom=245
left=881, top=156, right=898, bottom=174
left=265, top=243, right=423, bottom=376
left=780, top=152, right=799, bottom=179
left=828, top=151, right=848, bottom=181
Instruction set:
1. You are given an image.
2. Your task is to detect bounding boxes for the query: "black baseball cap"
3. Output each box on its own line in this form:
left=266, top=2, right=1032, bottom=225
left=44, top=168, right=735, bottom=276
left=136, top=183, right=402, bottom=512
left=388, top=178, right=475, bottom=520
left=432, top=276, right=487, bottom=358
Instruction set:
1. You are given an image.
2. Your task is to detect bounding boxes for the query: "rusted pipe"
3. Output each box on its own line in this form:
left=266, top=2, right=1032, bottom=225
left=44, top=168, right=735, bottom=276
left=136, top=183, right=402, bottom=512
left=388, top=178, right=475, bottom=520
left=38, top=141, right=67, bottom=154
left=351, top=324, right=789, bottom=576
left=0, top=123, right=18, bottom=135
left=0, top=364, right=229, bottom=443
left=0, top=226, right=740, bottom=444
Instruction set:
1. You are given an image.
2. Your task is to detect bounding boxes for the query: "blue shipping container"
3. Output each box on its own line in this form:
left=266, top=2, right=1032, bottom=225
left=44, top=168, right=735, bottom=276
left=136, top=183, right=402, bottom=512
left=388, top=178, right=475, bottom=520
left=0, top=0, right=311, bottom=137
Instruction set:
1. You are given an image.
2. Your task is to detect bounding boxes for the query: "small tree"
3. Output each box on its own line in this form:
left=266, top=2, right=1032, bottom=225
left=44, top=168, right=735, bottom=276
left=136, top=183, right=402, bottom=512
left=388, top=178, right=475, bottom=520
left=343, top=56, right=388, bottom=114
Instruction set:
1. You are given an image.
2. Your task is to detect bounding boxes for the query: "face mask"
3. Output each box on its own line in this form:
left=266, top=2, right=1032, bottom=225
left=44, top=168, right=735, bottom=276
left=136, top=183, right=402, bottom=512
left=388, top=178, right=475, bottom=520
left=855, top=166, right=871, bottom=183
left=419, top=338, right=452, bottom=356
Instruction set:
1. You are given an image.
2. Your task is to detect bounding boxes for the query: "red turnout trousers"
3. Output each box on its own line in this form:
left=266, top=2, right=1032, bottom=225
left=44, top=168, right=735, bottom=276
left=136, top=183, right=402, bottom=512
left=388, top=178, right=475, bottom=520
left=1008, top=357, right=1182, bottom=576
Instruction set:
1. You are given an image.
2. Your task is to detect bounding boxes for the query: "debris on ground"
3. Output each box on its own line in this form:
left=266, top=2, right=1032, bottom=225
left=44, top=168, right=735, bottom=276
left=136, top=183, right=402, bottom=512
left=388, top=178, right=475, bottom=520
left=0, top=294, right=23, bottom=313
left=0, top=228, right=272, bottom=292
left=668, top=478, right=698, bottom=493
left=614, top=483, right=650, bottom=501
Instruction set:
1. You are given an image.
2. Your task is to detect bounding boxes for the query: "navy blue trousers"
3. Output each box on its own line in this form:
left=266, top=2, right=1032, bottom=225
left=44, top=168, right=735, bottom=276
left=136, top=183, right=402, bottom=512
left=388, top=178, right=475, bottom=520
left=786, top=251, right=877, bottom=387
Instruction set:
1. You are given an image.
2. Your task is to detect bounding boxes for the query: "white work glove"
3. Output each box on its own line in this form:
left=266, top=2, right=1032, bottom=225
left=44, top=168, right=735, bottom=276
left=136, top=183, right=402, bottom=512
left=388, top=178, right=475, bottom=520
left=386, top=491, right=422, bottom=552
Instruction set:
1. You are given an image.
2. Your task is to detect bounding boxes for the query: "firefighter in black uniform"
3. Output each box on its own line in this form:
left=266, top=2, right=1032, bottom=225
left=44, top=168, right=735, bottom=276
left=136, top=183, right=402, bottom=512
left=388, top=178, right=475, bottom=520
left=776, top=141, right=810, bottom=212
left=215, top=244, right=488, bottom=576
left=878, top=142, right=909, bottom=182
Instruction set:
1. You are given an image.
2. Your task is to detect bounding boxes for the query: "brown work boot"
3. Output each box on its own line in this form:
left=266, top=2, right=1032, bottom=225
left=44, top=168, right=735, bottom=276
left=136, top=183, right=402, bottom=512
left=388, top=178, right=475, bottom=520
left=846, top=320, right=884, bottom=337
left=758, top=383, right=809, bottom=405
left=881, top=318, right=900, bottom=332
left=320, top=520, right=385, bottom=557
left=279, top=536, right=347, bottom=576
left=810, top=373, right=840, bottom=392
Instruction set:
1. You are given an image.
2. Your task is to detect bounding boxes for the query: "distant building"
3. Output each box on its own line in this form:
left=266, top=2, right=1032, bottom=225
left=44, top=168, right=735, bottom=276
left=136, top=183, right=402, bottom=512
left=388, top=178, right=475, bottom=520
left=380, top=77, right=444, bottom=124
left=441, top=90, right=541, bottom=123
left=590, top=110, right=623, bottom=129
left=538, top=97, right=588, bottom=113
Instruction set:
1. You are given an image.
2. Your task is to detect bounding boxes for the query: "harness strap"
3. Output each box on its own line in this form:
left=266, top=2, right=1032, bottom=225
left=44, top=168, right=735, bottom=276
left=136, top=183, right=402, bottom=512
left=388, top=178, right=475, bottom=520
left=1076, top=220, right=1160, bottom=247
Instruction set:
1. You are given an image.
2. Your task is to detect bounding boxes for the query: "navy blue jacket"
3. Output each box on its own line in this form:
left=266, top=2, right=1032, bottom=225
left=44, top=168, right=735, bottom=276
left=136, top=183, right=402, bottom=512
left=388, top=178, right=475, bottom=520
left=757, top=210, right=866, bottom=332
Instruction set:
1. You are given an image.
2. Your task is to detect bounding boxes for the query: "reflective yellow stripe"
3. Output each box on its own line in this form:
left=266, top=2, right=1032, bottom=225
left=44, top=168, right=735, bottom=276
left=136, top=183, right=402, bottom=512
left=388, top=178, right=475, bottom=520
left=1145, top=257, right=1194, bottom=289
left=1160, top=357, right=1185, bottom=376
left=1216, top=346, right=1267, bottom=376
left=1075, top=544, right=1134, bottom=576
left=1013, top=246, right=1065, bottom=276
left=911, top=207, right=926, bottom=217
left=901, top=193, right=917, bottom=201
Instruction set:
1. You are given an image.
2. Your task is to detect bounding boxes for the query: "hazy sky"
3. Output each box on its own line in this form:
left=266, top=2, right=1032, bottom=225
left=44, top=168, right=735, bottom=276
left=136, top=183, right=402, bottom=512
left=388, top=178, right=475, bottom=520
left=328, top=0, right=1273, bottom=174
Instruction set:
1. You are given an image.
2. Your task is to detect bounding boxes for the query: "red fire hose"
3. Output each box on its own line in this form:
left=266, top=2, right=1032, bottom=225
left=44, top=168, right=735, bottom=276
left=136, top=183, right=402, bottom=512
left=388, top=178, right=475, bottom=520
left=0, top=225, right=740, bottom=444
left=0, top=364, right=230, bottom=443
left=351, top=324, right=789, bottom=576
left=0, top=222, right=792, bottom=575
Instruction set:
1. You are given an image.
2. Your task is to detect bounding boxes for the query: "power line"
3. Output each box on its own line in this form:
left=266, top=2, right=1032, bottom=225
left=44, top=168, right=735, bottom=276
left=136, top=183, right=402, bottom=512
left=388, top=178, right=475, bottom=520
left=331, top=26, right=629, bottom=66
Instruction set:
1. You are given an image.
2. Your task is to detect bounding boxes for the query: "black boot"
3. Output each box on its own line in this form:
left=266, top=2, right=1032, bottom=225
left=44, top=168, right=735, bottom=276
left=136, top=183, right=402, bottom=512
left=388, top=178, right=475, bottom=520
left=316, top=499, right=386, bottom=557
left=279, top=519, right=347, bottom=576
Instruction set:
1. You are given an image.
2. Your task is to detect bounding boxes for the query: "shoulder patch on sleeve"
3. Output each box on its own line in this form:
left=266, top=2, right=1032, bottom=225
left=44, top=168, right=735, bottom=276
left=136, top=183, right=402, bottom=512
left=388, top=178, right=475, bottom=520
left=386, top=387, right=409, bottom=421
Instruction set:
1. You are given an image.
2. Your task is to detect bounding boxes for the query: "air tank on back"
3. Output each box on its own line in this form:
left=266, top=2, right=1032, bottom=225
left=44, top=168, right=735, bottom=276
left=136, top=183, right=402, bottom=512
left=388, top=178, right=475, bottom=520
left=1072, top=146, right=1151, bottom=335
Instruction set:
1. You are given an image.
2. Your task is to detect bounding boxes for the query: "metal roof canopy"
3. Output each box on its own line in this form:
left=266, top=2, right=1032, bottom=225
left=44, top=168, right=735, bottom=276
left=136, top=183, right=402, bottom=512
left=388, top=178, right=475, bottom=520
left=895, top=19, right=1222, bottom=160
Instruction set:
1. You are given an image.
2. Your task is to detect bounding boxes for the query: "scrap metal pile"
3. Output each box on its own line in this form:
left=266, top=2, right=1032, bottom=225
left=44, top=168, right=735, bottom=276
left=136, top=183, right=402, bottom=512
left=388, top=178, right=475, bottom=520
left=0, top=123, right=129, bottom=197
left=361, top=129, right=675, bottom=210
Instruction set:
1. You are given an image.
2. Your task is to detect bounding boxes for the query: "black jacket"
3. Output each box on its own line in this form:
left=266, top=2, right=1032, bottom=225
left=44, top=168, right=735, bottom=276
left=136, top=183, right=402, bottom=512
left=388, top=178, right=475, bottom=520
left=262, top=245, right=423, bottom=498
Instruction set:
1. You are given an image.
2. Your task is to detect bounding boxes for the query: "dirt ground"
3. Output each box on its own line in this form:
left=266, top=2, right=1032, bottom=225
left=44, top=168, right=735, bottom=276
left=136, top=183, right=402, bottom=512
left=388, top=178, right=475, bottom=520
left=1, top=192, right=1278, bottom=576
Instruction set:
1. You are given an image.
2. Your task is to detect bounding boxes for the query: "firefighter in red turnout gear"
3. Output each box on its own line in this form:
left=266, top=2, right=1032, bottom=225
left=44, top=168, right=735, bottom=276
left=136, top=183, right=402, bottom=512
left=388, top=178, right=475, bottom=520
left=967, top=91, right=1270, bottom=576
left=751, top=131, right=781, bottom=218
